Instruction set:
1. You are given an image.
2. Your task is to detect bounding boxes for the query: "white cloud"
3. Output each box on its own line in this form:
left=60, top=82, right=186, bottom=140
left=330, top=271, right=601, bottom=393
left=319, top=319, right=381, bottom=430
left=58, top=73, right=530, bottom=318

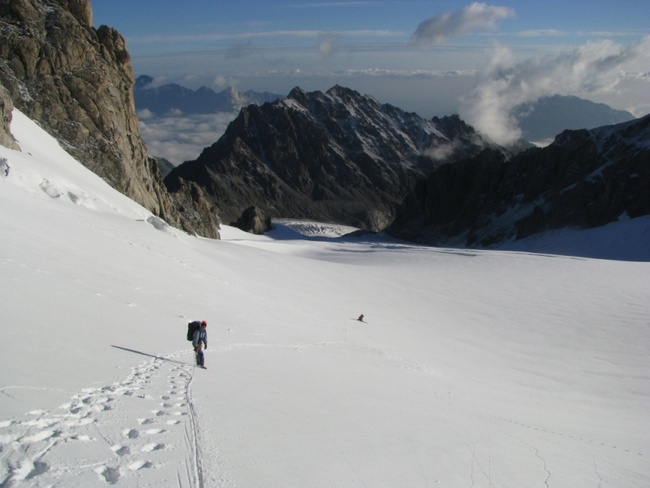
left=318, top=33, right=341, bottom=56
left=515, top=29, right=565, bottom=38
left=138, top=75, right=170, bottom=89
left=459, top=36, right=650, bottom=146
left=131, top=29, right=400, bottom=46
left=426, top=140, right=459, bottom=161
left=138, top=112, right=239, bottom=165
left=412, top=2, right=515, bottom=45
left=137, top=108, right=154, bottom=120
left=212, top=75, right=238, bottom=89
left=338, top=68, right=477, bottom=78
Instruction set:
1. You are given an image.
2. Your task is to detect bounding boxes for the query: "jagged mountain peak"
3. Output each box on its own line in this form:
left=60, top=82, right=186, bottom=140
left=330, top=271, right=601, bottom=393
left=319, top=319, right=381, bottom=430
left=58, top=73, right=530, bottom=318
left=592, top=113, right=650, bottom=144
left=135, top=74, right=154, bottom=89
left=278, top=85, right=458, bottom=159
left=432, top=114, right=473, bottom=138
left=165, top=85, right=493, bottom=231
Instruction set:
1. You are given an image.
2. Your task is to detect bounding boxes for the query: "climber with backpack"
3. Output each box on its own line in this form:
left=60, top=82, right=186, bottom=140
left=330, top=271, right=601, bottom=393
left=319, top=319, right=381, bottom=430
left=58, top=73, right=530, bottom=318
left=187, top=320, right=208, bottom=368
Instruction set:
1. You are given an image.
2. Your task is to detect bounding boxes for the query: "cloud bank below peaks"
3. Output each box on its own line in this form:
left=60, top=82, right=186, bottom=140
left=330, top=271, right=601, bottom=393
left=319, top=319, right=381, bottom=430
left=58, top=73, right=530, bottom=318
left=412, top=2, right=515, bottom=45
left=460, top=36, right=650, bottom=146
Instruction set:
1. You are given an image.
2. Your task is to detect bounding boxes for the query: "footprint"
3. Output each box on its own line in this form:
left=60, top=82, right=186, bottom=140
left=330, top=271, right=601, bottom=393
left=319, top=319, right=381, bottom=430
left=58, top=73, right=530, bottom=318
left=26, top=460, right=49, bottom=480
left=67, top=191, right=81, bottom=205
left=139, top=418, right=155, bottom=425
left=141, top=443, right=165, bottom=452
left=112, top=445, right=130, bottom=456
left=70, top=434, right=92, bottom=442
left=128, top=460, right=153, bottom=471
left=97, top=465, right=121, bottom=484
left=123, top=429, right=139, bottom=439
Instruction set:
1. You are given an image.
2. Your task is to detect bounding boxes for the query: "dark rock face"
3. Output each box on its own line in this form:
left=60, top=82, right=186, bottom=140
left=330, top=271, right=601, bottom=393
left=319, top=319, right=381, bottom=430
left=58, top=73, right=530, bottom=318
left=388, top=115, right=650, bottom=246
left=0, top=0, right=171, bottom=216
left=0, top=84, right=19, bottom=150
left=167, top=179, right=221, bottom=239
left=232, top=206, right=272, bottom=235
left=0, top=0, right=220, bottom=237
left=165, top=86, right=494, bottom=231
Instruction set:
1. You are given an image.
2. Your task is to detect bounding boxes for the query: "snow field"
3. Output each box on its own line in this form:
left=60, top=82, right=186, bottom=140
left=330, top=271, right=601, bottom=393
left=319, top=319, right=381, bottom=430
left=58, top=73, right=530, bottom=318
left=0, top=109, right=648, bottom=486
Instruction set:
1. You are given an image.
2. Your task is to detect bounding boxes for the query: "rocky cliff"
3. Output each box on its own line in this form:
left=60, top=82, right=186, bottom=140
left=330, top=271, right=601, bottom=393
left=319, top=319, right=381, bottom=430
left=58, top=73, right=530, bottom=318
left=388, top=115, right=650, bottom=246
left=165, top=86, right=496, bottom=231
left=0, top=83, right=19, bottom=149
left=0, top=0, right=220, bottom=238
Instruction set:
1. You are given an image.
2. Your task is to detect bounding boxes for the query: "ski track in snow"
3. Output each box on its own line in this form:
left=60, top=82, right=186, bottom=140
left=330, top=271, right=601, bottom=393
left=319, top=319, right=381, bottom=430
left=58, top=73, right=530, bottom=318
left=0, top=352, right=202, bottom=487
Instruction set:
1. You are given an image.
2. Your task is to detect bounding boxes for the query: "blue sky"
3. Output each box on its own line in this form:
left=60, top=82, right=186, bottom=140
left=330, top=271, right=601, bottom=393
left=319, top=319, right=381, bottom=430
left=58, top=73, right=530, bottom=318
left=92, top=1, right=649, bottom=145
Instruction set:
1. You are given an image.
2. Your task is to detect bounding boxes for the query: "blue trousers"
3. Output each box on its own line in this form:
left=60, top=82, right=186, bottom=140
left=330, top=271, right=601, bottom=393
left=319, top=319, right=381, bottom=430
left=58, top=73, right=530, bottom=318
left=195, top=349, right=205, bottom=366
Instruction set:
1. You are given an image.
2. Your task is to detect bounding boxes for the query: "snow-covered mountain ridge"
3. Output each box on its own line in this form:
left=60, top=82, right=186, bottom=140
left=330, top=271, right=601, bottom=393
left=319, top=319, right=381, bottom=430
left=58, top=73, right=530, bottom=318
left=281, top=85, right=450, bottom=166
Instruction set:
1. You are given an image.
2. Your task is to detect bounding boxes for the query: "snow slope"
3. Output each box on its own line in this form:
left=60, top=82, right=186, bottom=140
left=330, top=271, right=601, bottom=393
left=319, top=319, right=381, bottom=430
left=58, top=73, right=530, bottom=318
left=0, top=109, right=649, bottom=487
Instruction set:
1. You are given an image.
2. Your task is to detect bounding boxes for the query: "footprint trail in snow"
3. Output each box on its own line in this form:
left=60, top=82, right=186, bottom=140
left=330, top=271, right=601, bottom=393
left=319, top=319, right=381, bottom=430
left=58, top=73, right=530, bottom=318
left=0, top=351, right=201, bottom=487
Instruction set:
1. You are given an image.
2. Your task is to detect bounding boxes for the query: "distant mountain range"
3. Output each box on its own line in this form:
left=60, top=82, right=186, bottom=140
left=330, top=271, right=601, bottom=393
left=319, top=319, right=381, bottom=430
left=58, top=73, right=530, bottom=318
left=134, top=75, right=282, bottom=115
left=513, top=95, right=635, bottom=142
left=135, top=76, right=636, bottom=146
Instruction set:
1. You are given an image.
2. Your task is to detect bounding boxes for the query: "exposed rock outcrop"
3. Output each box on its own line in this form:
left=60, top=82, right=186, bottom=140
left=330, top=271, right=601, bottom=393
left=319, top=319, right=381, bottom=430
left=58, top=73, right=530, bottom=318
left=0, top=83, right=19, bottom=150
left=165, top=179, right=221, bottom=239
left=0, top=0, right=222, bottom=235
left=165, top=85, right=496, bottom=231
left=232, top=206, right=272, bottom=235
left=388, top=115, right=650, bottom=246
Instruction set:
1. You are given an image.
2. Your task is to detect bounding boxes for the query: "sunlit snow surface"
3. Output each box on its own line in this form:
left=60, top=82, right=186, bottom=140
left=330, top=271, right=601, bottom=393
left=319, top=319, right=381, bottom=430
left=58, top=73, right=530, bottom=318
left=1, top=109, right=648, bottom=487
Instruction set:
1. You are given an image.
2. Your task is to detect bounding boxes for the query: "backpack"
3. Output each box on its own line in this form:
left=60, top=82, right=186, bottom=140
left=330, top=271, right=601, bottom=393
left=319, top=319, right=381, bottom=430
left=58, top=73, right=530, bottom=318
left=187, top=321, right=201, bottom=341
